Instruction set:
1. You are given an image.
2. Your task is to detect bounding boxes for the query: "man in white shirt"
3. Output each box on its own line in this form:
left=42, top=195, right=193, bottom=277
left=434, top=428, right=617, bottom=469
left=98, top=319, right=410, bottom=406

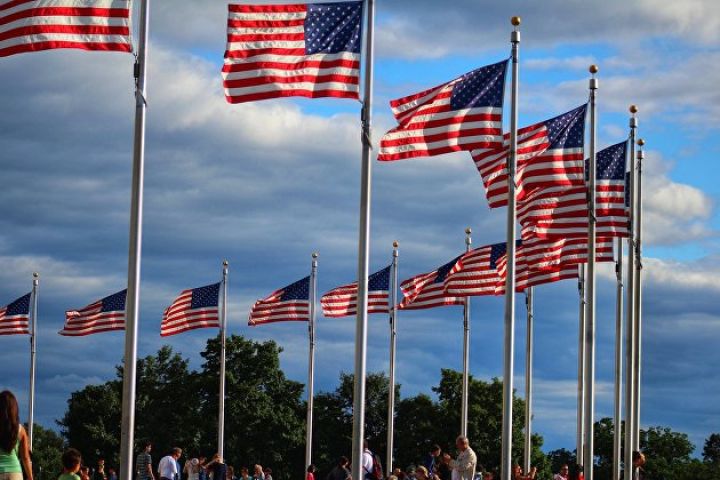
left=158, top=448, right=182, bottom=480
left=450, top=436, right=477, bottom=480
left=361, top=441, right=374, bottom=480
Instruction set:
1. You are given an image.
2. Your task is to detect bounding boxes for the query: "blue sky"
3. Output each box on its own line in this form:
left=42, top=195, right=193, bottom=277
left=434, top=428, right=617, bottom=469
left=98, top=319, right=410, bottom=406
left=0, top=0, right=719, bottom=457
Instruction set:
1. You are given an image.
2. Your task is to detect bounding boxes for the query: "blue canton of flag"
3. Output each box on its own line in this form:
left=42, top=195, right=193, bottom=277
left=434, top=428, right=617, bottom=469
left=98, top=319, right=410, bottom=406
left=588, top=140, right=630, bottom=238
left=305, top=2, right=363, bottom=55
left=162, top=282, right=221, bottom=337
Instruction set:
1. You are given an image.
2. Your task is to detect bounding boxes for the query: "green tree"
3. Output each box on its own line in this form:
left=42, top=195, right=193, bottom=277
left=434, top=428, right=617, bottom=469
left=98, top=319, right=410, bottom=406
left=640, top=426, right=695, bottom=480
left=546, top=448, right=575, bottom=476
left=704, top=434, right=720, bottom=464
left=31, top=424, right=65, bottom=480
left=394, top=394, right=442, bottom=470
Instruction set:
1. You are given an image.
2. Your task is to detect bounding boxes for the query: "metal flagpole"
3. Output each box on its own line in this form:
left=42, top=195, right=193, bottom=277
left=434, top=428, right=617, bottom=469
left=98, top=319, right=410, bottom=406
left=351, top=0, right=375, bottom=479
left=613, top=240, right=623, bottom=480
left=501, top=16, right=521, bottom=480
left=120, top=0, right=150, bottom=478
left=218, top=261, right=229, bottom=459
left=27, top=272, right=39, bottom=448
left=461, top=227, right=472, bottom=437
left=583, top=64, right=599, bottom=480
left=386, top=241, right=399, bottom=475
left=624, top=106, right=638, bottom=480
left=632, top=140, right=645, bottom=451
left=523, top=287, right=534, bottom=474
left=576, top=264, right=586, bottom=468
left=306, top=253, right=318, bottom=469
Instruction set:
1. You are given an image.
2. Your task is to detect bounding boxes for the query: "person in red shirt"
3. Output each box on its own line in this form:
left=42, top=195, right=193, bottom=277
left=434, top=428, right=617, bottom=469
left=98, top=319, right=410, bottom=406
left=306, top=465, right=316, bottom=480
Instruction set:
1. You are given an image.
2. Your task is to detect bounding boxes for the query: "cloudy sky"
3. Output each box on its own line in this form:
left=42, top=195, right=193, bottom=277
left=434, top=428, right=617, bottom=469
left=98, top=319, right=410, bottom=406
left=1, top=0, right=719, bottom=456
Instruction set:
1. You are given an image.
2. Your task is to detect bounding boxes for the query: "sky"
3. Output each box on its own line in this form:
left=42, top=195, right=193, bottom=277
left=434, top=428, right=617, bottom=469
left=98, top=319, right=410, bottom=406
left=1, top=0, right=719, bottom=457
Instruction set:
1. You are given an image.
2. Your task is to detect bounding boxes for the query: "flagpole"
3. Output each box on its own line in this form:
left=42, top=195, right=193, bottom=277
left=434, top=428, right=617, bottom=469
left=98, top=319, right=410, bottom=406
left=523, top=287, right=534, bottom=474
left=624, top=106, right=638, bottom=480
left=386, top=241, right=399, bottom=475
left=119, top=0, right=150, bottom=478
left=306, top=252, right=318, bottom=470
left=218, top=260, right=229, bottom=459
left=27, top=272, right=39, bottom=448
left=461, top=227, right=472, bottom=437
left=501, top=16, right=521, bottom=480
left=576, top=263, right=586, bottom=468
left=632, top=139, right=645, bottom=450
left=350, top=0, right=375, bottom=479
left=612, top=239, right=623, bottom=480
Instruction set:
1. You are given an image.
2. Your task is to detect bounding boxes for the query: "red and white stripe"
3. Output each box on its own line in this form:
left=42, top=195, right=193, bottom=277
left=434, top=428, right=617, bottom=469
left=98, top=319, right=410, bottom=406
left=0, top=0, right=132, bottom=58
left=248, top=292, right=309, bottom=326
left=518, top=185, right=589, bottom=240
left=398, top=265, right=463, bottom=311
left=0, top=306, right=29, bottom=335
left=597, top=176, right=629, bottom=237
left=222, top=3, right=360, bottom=104
left=160, top=289, right=220, bottom=337
left=321, top=283, right=388, bottom=318
left=60, top=299, right=124, bottom=336
left=378, top=81, right=503, bottom=161
left=522, top=236, right=614, bottom=272
left=495, top=244, right=578, bottom=293
left=444, top=245, right=501, bottom=296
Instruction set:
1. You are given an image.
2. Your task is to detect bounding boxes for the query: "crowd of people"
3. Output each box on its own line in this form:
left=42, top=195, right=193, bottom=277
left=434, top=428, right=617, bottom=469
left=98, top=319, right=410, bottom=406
left=0, top=390, right=647, bottom=480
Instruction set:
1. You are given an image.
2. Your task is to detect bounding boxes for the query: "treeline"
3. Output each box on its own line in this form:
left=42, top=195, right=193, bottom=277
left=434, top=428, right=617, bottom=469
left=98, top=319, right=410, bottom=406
left=27, top=335, right=720, bottom=480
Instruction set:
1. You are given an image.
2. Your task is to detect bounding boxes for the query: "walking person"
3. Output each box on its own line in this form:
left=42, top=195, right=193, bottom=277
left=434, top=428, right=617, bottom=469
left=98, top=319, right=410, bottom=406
left=136, top=442, right=155, bottom=480
left=158, top=449, right=182, bottom=480
left=0, top=391, right=33, bottom=480
left=449, top=436, right=476, bottom=480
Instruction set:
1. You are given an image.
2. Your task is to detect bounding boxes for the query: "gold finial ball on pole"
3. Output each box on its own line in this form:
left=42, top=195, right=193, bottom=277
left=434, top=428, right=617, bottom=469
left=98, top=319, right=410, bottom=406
left=637, top=138, right=645, bottom=147
left=629, top=104, right=638, bottom=114
left=511, top=16, right=521, bottom=26
left=223, top=260, right=229, bottom=267
left=589, top=64, right=599, bottom=75
left=33, top=272, right=39, bottom=278
left=465, top=227, right=472, bottom=235
left=393, top=241, right=399, bottom=248
left=312, top=252, right=319, bottom=259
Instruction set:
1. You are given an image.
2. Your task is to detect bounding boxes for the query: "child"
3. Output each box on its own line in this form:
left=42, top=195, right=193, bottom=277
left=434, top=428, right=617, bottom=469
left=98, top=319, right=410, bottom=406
left=58, top=449, right=83, bottom=480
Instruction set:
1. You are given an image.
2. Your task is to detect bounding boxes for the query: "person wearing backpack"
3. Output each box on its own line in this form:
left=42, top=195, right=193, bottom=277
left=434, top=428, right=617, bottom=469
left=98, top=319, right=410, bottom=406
left=361, top=441, right=383, bottom=480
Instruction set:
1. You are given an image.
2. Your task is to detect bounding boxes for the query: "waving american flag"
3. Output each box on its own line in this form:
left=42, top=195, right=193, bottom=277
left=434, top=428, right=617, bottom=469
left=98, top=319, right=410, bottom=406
left=399, top=256, right=464, bottom=310
left=249, top=276, right=310, bottom=325
left=378, top=60, right=507, bottom=161
left=444, top=243, right=507, bottom=297
left=0, top=293, right=30, bottom=335
left=161, top=283, right=221, bottom=337
left=60, top=289, right=126, bottom=336
left=321, top=265, right=390, bottom=318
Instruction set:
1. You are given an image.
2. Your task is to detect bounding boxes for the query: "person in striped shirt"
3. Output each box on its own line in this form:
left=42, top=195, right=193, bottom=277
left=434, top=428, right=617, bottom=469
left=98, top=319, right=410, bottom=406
left=136, top=442, right=155, bottom=480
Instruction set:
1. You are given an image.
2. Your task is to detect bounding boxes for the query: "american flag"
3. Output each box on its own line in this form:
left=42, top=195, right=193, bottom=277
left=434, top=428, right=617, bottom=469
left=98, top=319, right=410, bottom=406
left=249, top=276, right=310, bottom=325
left=495, top=241, right=578, bottom=294
left=222, top=1, right=363, bottom=104
left=399, top=256, right=464, bottom=310
left=60, top=289, right=125, bottom=336
left=590, top=141, right=629, bottom=238
left=321, top=265, right=390, bottom=318
left=0, top=0, right=132, bottom=58
left=161, top=283, right=221, bottom=337
left=0, top=293, right=30, bottom=335
left=444, top=243, right=506, bottom=296
left=377, top=60, right=507, bottom=161
left=472, top=104, right=587, bottom=208
left=522, top=236, right=614, bottom=272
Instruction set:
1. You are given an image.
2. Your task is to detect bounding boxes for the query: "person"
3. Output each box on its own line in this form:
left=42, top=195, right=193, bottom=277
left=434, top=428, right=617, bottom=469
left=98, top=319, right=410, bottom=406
left=449, top=436, right=476, bottom=480
left=415, top=466, right=429, bottom=480
left=572, top=464, right=584, bottom=480
left=512, top=465, right=536, bottom=480
left=251, top=466, right=263, bottom=480
left=632, top=451, right=646, bottom=480
left=58, top=449, right=83, bottom=480
left=238, top=468, right=250, bottom=480
left=92, top=459, right=107, bottom=480
left=362, top=441, right=375, bottom=480
left=482, top=472, right=495, bottom=480
left=107, top=469, right=117, bottom=480
left=205, top=455, right=226, bottom=480
left=436, top=454, right=451, bottom=480
left=306, top=465, right=316, bottom=480
left=79, top=466, right=91, bottom=480
left=159, top=449, right=183, bottom=480
left=261, top=468, right=272, bottom=480
left=226, top=467, right=236, bottom=480
left=185, top=458, right=200, bottom=480
left=424, top=446, right=442, bottom=475
left=0, top=391, right=33, bottom=480
left=554, top=464, right=569, bottom=480
left=326, top=457, right=350, bottom=480
left=137, top=442, right=155, bottom=480
left=197, top=457, right=208, bottom=480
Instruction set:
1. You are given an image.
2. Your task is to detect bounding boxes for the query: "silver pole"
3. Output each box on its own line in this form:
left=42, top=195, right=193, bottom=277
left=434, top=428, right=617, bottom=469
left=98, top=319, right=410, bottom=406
left=576, top=264, right=586, bottom=467
left=624, top=106, right=638, bottom=479
left=461, top=227, right=472, bottom=437
left=306, top=253, right=319, bottom=470
left=523, top=287, right=534, bottom=474
left=386, top=241, right=399, bottom=475
left=350, top=1, right=375, bottom=479
left=583, top=65, right=599, bottom=480
left=120, top=1, right=150, bottom=479
left=218, top=260, right=229, bottom=459
left=612, top=240, right=623, bottom=480
left=28, top=272, right=39, bottom=449
left=501, top=16, right=521, bottom=480
left=632, top=140, right=645, bottom=451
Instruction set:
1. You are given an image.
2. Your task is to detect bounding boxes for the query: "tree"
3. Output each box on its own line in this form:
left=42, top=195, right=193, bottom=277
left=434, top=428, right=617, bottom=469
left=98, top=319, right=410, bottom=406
left=704, top=434, right=720, bottom=464
left=640, top=426, right=695, bottom=480
left=394, top=394, right=442, bottom=471
left=31, top=424, right=65, bottom=480
left=546, top=448, right=575, bottom=476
